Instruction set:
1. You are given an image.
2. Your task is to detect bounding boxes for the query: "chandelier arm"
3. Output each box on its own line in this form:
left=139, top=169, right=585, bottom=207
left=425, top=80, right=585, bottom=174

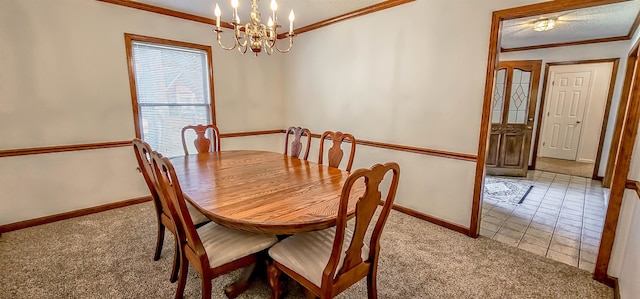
left=238, top=42, right=248, bottom=54
left=264, top=44, right=274, bottom=55
left=274, top=34, right=294, bottom=53
left=264, top=25, right=277, bottom=49
left=235, top=24, right=249, bottom=48
left=214, top=29, right=237, bottom=51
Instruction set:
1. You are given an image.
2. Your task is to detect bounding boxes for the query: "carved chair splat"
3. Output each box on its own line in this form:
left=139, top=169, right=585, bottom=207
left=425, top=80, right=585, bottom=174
left=181, top=124, right=221, bottom=155
left=318, top=131, right=356, bottom=172
left=284, top=126, right=312, bottom=160
left=267, top=162, right=401, bottom=299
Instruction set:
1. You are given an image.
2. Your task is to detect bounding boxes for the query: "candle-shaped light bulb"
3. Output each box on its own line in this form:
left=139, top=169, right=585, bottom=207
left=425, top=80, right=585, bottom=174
left=214, top=4, right=221, bottom=28
left=268, top=17, right=274, bottom=27
left=270, top=0, right=278, bottom=24
left=231, top=0, right=239, bottom=24
left=288, top=10, right=295, bottom=34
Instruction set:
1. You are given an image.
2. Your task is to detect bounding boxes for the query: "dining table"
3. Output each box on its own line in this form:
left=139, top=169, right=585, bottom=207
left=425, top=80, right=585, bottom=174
left=170, top=149, right=365, bottom=235
left=170, top=149, right=365, bottom=296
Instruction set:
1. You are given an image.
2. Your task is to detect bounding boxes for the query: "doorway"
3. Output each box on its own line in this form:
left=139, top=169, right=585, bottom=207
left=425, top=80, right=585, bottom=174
left=482, top=59, right=617, bottom=271
left=472, top=0, right=640, bottom=285
left=486, top=60, right=541, bottom=177
left=531, top=60, right=619, bottom=180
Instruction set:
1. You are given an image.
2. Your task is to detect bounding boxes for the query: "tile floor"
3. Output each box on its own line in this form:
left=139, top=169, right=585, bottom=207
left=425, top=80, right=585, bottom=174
left=480, top=170, right=607, bottom=272
left=535, top=157, right=595, bottom=178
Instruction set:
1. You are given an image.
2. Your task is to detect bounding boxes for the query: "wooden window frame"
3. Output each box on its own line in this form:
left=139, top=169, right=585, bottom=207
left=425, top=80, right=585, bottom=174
left=124, top=33, right=217, bottom=139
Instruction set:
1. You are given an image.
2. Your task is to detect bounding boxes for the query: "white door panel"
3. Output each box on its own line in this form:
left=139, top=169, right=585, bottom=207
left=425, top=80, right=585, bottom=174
left=540, top=70, right=591, bottom=160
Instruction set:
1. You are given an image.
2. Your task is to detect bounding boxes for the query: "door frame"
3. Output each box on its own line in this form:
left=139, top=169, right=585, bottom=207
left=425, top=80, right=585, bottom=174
left=603, top=42, right=640, bottom=187
left=470, top=0, right=635, bottom=287
left=530, top=59, right=620, bottom=180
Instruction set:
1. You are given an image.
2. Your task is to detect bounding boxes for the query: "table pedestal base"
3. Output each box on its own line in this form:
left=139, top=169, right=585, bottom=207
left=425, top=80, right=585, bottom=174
left=224, top=262, right=257, bottom=298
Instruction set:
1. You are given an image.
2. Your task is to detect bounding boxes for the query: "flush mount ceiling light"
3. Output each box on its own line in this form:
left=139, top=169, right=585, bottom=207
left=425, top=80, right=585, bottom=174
left=533, top=18, right=555, bottom=32
left=214, top=0, right=295, bottom=56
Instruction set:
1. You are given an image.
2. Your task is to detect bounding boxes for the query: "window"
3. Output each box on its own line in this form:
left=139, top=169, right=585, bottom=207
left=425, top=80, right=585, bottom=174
left=125, top=34, right=216, bottom=157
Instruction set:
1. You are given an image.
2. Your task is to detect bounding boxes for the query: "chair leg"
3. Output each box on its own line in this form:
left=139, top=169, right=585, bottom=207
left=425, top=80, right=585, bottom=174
left=302, top=287, right=318, bottom=299
left=367, top=267, right=378, bottom=299
left=170, top=237, right=180, bottom=283
left=154, top=222, right=165, bottom=261
left=267, top=263, right=283, bottom=299
left=201, top=273, right=212, bottom=299
left=174, top=253, right=188, bottom=299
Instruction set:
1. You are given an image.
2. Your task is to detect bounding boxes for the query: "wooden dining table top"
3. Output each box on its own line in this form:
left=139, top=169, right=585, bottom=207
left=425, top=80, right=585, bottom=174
left=170, top=150, right=363, bottom=235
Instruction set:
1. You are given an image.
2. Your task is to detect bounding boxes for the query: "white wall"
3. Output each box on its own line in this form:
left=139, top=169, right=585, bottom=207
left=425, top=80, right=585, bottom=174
left=608, top=142, right=640, bottom=298
left=0, top=0, right=552, bottom=229
left=607, top=22, right=640, bottom=299
left=500, top=41, right=630, bottom=175
left=0, top=0, right=285, bottom=225
left=282, top=0, right=546, bottom=227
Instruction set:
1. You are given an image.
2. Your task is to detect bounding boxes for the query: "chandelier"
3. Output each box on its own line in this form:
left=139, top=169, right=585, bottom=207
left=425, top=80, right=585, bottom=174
left=214, top=0, right=295, bottom=56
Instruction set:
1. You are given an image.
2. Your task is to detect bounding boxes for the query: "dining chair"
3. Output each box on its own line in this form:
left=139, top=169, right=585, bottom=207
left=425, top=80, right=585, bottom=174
left=181, top=124, right=221, bottom=155
left=132, top=138, right=211, bottom=283
left=267, top=162, right=400, bottom=299
left=318, top=131, right=356, bottom=172
left=150, top=151, right=278, bottom=299
left=284, top=126, right=311, bottom=160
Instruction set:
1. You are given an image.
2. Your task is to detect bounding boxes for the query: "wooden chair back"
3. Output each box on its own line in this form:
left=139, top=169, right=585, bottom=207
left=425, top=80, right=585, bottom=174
left=134, top=139, right=185, bottom=283
left=151, top=151, right=208, bottom=261
left=284, top=126, right=311, bottom=160
left=322, top=162, right=400, bottom=297
left=132, top=139, right=168, bottom=216
left=181, top=124, right=221, bottom=155
left=318, top=131, right=356, bottom=172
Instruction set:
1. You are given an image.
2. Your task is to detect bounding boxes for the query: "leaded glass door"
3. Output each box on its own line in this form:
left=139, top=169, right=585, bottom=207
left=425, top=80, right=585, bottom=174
left=487, top=60, right=542, bottom=176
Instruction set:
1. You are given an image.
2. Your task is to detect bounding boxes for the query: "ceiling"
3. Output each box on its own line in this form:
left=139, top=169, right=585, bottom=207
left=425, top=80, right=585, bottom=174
left=501, top=0, right=640, bottom=49
left=129, top=0, right=640, bottom=49
left=133, top=0, right=386, bottom=34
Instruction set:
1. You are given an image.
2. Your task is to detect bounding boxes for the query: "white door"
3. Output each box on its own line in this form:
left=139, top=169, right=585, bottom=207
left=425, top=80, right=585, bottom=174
left=539, top=70, right=592, bottom=160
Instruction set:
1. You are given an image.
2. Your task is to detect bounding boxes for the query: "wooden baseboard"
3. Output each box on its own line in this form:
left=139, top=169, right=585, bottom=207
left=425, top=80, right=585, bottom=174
left=599, top=275, right=620, bottom=298
left=0, top=196, right=152, bottom=234
left=392, top=204, right=471, bottom=236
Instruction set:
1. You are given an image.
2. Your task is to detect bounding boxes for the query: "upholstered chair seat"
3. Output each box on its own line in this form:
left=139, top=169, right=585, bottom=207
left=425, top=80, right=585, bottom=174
left=198, top=222, right=277, bottom=269
left=187, top=203, right=210, bottom=226
left=269, top=227, right=369, bottom=287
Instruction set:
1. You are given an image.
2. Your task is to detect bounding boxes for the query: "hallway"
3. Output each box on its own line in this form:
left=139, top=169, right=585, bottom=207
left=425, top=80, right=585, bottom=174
left=480, top=171, right=607, bottom=272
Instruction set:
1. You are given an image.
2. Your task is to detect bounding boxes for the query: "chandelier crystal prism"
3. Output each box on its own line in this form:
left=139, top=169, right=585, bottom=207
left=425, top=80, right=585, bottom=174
left=214, top=0, right=295, bottom=56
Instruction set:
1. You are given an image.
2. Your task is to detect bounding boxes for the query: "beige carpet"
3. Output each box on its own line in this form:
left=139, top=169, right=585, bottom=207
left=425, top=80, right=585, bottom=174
left=536, top=157, right=595, bottom=178
left=0, top=202, right=612, bottom=298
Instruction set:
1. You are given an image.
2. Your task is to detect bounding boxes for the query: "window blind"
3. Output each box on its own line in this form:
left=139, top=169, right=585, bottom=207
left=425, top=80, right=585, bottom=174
left=131, top=41, right=212, bottom=157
